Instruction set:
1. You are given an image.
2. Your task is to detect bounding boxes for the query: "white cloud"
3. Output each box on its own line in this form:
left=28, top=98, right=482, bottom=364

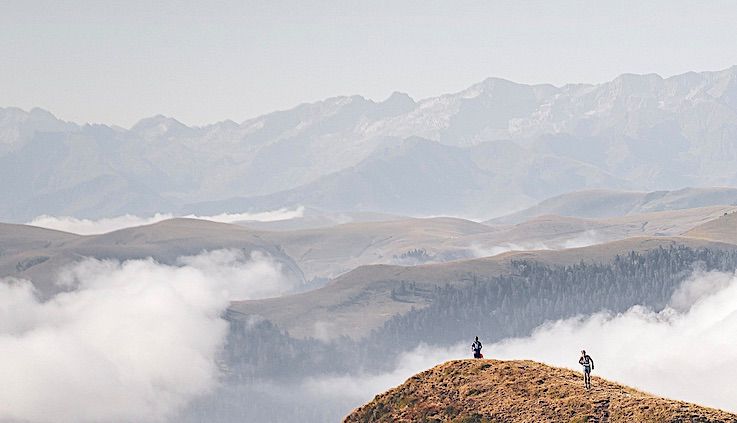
left=189, top=207, right=305, bottom=224
left=27, top=213, right=174, bottom=235
left=301, top=344, right=466, bottom=401
left=176, top=249, right=293, bottom=301
left=558, top=229, right=601, bottom=249
left=468, top=230, right=602, bottom=258
left=468, top=241, right=550, bottom=258
left=0, top=249, right=289, bottom=423
left=26, top=206, right=305, bottom=235
left=311, top=320, right=340, bottom=342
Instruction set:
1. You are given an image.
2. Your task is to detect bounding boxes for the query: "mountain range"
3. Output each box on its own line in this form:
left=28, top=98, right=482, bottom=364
left=3, top=66, right=737, bottom=221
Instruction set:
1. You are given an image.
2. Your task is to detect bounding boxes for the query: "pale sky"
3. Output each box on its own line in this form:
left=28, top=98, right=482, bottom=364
left=3, top=0, right=737, bottom=127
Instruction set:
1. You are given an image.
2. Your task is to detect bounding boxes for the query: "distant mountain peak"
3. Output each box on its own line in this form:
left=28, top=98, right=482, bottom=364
left=28, top=107, right=59, bottom=119
left=0, top=106, right=62, bottom=123
left=324, top=94, right=370, bottom=107
left=376, top=91, right=416, bottom=116
left=463, top=76, right=523, bottom=96
left=383, top=91, right=414, bottom=104
left=131, top=114, right=185, bottom=128
left=130, top=114, right=189, bottom=137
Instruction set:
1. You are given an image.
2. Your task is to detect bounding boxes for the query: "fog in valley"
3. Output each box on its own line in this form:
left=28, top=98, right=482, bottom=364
left=5, top=251, right=737, bottom=422
left=26, top=207, right=306, bottom=235
left=4, top=1, right=737, bottom=422
left=0, top=250, right=291, bottom=422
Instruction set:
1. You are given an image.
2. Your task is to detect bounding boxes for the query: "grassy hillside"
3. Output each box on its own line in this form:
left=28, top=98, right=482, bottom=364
left=490, top=187, right=737, bottom=224
left=259, top=216, right=493, bottom=280
left=685, top=211, right=737, bottom=244
left=0, top=222, right=79, bottom=251
left=345, top=360, right=737, bottom=422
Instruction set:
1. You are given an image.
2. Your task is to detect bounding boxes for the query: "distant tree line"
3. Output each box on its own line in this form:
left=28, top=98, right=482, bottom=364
left=392, top=248, right=435, bottom=265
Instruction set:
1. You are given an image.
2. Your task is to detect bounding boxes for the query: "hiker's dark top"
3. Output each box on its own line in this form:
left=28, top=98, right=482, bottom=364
left=579, top=354, right=593, bottom=369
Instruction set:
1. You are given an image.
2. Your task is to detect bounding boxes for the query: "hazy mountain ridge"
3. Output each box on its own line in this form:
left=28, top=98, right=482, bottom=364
left=185, top=137, right=634, bottom=217
left=3, top=66, right=737, bottom=220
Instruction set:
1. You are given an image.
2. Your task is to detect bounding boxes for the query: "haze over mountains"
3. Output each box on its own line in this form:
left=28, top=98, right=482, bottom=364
left=5, top=65, right=737, bottom=423
left=4, top=66, right=737, bottom=221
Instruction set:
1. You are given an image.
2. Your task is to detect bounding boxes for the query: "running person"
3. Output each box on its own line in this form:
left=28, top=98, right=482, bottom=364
left=579, top=350, right=594, bottom=389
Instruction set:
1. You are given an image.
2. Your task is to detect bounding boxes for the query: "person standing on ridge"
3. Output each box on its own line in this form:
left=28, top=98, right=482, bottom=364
left=579, top=350, right=594, bottom=389
left=471, top=336, right=483, bottom=359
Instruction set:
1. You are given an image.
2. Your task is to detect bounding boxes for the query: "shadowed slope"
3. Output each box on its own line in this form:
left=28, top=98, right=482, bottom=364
left=345, top=360, right=737, bottom=423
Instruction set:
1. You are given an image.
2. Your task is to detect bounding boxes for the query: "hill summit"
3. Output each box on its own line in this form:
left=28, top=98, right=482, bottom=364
left=344, top=360, right=737, bottom=423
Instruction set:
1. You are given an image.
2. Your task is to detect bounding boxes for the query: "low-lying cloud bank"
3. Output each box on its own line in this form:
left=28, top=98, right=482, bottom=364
left=0, top=249, right=289, bottom=423
left=305, top=270, right=737, bottom=414
left=302, top=344, right=466, bottom=401
left=26, top=206, right=305, bottom=235
left=5, top=254, right=735, bottom=421
left=469, top=229, right=602, bottom=258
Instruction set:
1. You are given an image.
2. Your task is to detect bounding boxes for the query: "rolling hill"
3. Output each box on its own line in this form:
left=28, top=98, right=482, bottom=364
left=256, top=204, right=737, bottom=281
left=257, top=216, right=494, bottom=280
left=0, top=218, right=304, bottom=295
left=488, top=187, right=737, bottom=224
left=5, top=202, right=735, bottom=297
left=344, top=360, right=737, bottom=422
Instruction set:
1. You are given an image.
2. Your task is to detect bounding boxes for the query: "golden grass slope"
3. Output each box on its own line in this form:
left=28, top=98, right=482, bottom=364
left=684, top=212, right=737, bottom=245
left=345, top=360, right=737, bottom=423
